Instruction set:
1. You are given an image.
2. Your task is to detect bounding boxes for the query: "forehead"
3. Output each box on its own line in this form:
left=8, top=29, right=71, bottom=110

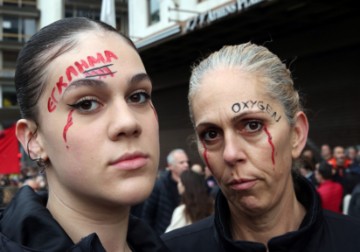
left=191, top=67, right=280, bottom=120
left=45, top=31, right=142, bottom=82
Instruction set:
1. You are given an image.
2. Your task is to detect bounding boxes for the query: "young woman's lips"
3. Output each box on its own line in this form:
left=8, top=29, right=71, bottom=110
left=228, top=179, right=257, bottom=191
left=109, top=152, right=149, bottom=170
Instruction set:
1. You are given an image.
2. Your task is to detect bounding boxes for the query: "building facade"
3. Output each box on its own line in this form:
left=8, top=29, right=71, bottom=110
left=129, top=0, right=360, bottom=167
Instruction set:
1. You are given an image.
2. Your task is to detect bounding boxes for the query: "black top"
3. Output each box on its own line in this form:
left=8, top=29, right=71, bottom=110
left=162, top=175, right=360, bottom=252
left=141, top=170, right=180, bottom=235
left=0, top=186, right=169, bottom=252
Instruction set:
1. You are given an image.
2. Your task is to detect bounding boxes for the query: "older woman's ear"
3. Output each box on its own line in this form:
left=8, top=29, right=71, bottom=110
left=16, top=119, right=47, bottom=161
left=291, top=111, right=309, bottom=159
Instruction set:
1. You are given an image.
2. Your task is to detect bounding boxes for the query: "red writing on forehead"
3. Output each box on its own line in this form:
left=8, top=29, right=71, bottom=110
left=47, top=50, right=118, bottom=112
left=63, top=109, right=74, bottom=149
left=83, top=64, right=115, bottom=79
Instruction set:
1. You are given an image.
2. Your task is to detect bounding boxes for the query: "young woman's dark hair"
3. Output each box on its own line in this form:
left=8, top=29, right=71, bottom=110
left=180, top=170, right=213, bottom=223
left=15, top=17, right=136, bottom=124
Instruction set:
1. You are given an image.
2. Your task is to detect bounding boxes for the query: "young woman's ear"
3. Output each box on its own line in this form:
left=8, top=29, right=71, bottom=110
left=291, top=111, right=309, bottom=159
left=16, top=119, right=46, bottom=160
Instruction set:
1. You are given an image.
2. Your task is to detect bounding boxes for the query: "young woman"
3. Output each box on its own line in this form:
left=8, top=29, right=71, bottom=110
left=165, top=170, right=213, bottom=232
left=0, top=17, right=168, bottom=251
left=162, top=42, right=360, bottom=251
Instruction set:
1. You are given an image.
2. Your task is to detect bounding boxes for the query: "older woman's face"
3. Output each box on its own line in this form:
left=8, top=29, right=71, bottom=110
left=35, top=32, right=159, bottom=206
left=191, top=67, right=306, bottom=216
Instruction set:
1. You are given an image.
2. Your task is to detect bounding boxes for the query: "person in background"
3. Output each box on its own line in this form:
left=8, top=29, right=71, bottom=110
left=0, top=17, right=168, bottom=251
left=320, top=144, right=332, bottom=162
left=298, top=158, right=318, bottom=187
left=347, top=145, right=360, bottom=173
left=191, top=163, right=205, bottom=175
left=315, top=161, right=344, bottom=213
left=204, top=165, right=219, bottom=199
left=328, top=146, right=351, bottom=176
left=166, top=170, right=213, bottom=232
left=328, top=146, right=354, bottom=195
left=141, top=148, right=189, bottom=235
left=162, top=42, right=360, bottom=251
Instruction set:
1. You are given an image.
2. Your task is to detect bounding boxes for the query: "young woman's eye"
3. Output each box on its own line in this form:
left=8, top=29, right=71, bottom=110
left=68, top=97, right=101, bottom=113
left=127, top=91, right=150, bottom=104
left=244, top=120, right=263, bottom=133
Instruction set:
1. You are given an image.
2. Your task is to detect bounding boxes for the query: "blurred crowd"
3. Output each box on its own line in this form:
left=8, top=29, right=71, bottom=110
left=298, top=144, right=360, bottom=216
left=0, top=166, right=47, bottom=208
left=2, top=143, right=360, bottom=233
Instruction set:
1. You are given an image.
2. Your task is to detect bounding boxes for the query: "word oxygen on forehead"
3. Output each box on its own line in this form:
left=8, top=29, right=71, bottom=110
left=47, top=50, right=118, bottom=112
left=231, top=100, right=282, bottom=122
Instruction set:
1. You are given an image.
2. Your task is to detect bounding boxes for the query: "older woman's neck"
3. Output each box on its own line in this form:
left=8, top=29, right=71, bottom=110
left=229, top=187, right=306, bottom=247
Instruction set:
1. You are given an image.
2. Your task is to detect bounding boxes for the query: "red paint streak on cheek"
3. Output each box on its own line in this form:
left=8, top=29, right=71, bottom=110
left=200, top=141, right=212, bottom=172
left=263, top=125, right=275, bottom=166
left=63, top=110, right=74, bottom=148
left=149, top=103, right=158, bottom=121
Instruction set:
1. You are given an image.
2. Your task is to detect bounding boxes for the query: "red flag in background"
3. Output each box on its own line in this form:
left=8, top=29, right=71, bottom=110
left=0, top=124, right=20, bottom=174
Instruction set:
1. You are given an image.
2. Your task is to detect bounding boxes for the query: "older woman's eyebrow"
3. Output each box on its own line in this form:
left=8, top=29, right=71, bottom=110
left=230, top=110, right=266, bottom=124
left=129, top=73, right=152, bottom=86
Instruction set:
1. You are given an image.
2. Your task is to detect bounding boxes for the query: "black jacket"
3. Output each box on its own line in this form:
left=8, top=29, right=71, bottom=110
left=141, top=171, right=180, bottom=235
left=0, top=186, right=169, bottom=252
left=162, top=176, right=360, bottom=252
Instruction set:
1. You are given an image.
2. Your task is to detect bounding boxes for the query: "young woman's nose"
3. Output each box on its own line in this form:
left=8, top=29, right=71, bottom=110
left=108, top=101, right=141, bottom=140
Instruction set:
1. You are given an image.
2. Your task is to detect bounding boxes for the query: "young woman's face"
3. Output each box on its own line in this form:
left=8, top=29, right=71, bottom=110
left=35, top=32, right=159, bottom=207
left=191, top=67, right=306, bottom=216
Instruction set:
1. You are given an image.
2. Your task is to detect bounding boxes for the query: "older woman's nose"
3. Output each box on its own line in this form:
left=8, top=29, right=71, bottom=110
left=223, top=132, right=246, bottom=167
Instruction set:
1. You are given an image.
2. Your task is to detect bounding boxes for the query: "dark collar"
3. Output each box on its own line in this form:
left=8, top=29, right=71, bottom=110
left=0, top=186, right=168, bottom=252
left=214, top=175, right=323, bottom=252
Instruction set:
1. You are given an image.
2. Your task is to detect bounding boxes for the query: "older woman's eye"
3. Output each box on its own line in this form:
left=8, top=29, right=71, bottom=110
left=127, top=91, right=150, bottom=104
left=68, top=98, right=101, bottom=113
left=200, top=129, right=219, bottom=143
left=244, top=120, right=263, bottom=133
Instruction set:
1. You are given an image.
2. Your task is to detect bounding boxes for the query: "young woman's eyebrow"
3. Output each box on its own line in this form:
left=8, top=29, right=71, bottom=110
left=129, top=73, right=152, bottom=86
left=62, top=79, right=108, bottom=96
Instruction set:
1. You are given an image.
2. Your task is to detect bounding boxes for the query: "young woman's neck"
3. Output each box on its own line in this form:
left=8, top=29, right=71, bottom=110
left=46, top=188, right=131, bottom=252
left=230, top=184, right=306, bottom=248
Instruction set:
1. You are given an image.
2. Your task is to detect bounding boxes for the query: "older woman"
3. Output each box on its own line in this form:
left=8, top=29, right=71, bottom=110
left=0, top=17, right=168, bottom=251
left=162, top=42, right=360, bottom=251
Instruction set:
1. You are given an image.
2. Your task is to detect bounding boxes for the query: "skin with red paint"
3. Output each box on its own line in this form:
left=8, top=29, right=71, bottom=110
left=29, top=31, right=160, bottom=214
left=263, top=125, right=275, bottom=166
left=192, top=67, right=305, bottom=219
left=200, top=140, right=212, bottom=172
left=63, top=109, right=74, bottom=145
left=15, top=23, right=162, bottom=252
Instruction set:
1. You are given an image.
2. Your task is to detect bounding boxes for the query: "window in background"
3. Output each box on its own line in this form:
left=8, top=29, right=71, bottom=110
left=148, top=0, right=160, bottom=25
left=2, top=85, right=17, bottom=107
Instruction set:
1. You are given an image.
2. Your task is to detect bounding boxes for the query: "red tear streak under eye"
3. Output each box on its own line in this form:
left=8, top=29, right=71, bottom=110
left=63, top=109, right=74, bottom=145
left=263, top=125, right=275, bottom=166
left=201, top=141, right=212, bottom=172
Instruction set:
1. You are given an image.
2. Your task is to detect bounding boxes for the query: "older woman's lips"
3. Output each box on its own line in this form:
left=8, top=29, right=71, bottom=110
left=228, top=179, right=257, bottom=191
left=109, top=152, right=149, bottom=170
